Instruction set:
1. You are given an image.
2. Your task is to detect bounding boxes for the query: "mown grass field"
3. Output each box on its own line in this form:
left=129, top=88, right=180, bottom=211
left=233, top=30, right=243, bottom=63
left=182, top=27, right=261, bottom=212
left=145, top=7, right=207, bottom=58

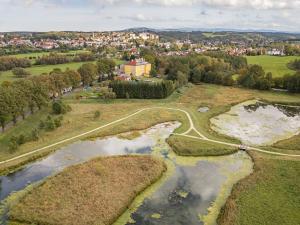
left=218, top=152, right=300, bottom=225
left=246, top=55, right=300, bottom=78
left=167, top=135, right=237, bottom=156
left=9, top=155, right=166, bottom=225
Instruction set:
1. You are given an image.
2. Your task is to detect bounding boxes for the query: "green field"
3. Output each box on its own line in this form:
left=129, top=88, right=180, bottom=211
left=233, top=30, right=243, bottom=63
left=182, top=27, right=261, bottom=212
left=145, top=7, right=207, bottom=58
left=246, top=55, right=300, bottom=78
left=0, top=59, right=125, bottom=84
left=0, top=61, right=93, bottom=83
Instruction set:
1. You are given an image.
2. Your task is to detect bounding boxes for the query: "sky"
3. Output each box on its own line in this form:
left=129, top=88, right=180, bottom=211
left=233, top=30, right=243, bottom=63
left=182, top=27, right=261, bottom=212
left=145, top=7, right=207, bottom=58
left=0, top=0, right=299, bottom=32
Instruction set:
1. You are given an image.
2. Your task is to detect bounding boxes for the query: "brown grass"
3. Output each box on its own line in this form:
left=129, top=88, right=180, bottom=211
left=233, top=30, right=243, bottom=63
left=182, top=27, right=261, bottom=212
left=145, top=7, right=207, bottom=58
left=9, top=155, right=166, bottom=225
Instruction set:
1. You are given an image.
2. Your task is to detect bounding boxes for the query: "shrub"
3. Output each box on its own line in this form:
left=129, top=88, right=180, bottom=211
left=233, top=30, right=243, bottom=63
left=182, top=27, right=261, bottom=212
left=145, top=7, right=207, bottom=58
left=52, top=101, right=71, bottom=115
left=54, top=116, right=63, bottom=128
left=9, top=136, right=19, bottom=152
left=31, top=129, right=39, bottom=141
left=12, top=67, right=31, bottom=78
left=94, top=111, right=101, bottom=119
left=17, top=134, right=26, bottom=145
left=45, top=116, right=55, bottom=131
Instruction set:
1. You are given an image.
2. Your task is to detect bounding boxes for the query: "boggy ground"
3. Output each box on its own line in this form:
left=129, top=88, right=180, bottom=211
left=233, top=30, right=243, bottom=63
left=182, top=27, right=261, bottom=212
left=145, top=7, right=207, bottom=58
left=8, top=155, right=166, bottom=225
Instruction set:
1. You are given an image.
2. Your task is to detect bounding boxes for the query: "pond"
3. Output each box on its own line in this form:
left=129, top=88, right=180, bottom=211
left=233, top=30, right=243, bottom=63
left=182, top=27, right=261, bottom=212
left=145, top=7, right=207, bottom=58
left=0, top=122, right=253, bottom=225
left=210, top=100, right=300, bottom=146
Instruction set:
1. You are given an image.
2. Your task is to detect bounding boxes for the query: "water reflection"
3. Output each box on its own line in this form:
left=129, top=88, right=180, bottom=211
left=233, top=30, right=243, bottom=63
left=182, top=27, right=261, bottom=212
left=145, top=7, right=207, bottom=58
left=211, top=100, right=300, bottom=146
left=1, top=122, right=252, bottom=225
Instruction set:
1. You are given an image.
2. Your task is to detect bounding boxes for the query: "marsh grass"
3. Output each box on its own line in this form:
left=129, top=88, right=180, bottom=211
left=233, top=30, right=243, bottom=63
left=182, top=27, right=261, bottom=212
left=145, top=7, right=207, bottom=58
left=9, top=155, right=166, bottom=225
left=167, top=135, right=237, bottom=156
left=218, top=152, right=300, bottom=225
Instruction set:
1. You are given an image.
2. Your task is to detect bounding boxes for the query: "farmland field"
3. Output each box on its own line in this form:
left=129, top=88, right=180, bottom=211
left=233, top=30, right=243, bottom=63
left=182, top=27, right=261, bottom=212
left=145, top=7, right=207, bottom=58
left=246, top=55, right=300, bottom=78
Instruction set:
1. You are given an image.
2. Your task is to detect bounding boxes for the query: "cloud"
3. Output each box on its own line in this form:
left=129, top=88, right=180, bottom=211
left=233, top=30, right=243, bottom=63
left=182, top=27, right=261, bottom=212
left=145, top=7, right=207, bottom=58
left=91, top=0, right=300, bottom=9
left=6, top=0, right=300, bottom=10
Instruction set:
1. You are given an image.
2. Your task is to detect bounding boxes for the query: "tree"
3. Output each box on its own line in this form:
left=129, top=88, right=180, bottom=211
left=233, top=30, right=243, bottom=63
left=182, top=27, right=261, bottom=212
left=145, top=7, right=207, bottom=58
left=12, top=67, right=31, bottom=78
left=78, top=63, right=98, bottom=86
left=52, top=100, right=71, bottom=114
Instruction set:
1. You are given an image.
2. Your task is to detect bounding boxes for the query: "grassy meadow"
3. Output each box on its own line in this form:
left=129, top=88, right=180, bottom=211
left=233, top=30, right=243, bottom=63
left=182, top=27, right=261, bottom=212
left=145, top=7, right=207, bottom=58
left=167, top=135, right=237, bottom=156
left=218, top=152, right=300, bottom=225
left=9, top=155, right=166, bottom=225
left=246, top=55, right=300, bottom=78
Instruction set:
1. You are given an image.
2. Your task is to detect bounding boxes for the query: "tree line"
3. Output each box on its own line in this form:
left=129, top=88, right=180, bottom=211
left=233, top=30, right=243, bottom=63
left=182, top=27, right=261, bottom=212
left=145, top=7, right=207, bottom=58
left=159, top=53, right=300, bottom=93
left=0, top=68, right=82, bottom=131
left=35, top=52, right=96, bottom=65
left=0, top=52, right=96, bottom=72
left=0, top=56, right=31, bottom=71
left=110, top=80, right=175, bottom=99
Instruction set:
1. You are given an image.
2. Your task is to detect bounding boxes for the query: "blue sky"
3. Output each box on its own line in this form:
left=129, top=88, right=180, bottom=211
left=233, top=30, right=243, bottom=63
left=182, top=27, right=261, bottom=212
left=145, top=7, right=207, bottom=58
left=0, top=0, right=299, bottom=32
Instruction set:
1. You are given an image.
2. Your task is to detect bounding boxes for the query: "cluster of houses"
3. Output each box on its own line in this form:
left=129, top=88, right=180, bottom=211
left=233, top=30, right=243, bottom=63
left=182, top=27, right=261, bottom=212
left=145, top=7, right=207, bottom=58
left=0, top=32, right=159, bottom=50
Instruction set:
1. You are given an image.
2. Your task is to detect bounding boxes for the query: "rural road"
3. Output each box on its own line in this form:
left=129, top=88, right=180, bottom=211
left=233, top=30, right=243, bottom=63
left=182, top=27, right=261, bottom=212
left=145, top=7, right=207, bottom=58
left=0, top=107, right=299, bottom=166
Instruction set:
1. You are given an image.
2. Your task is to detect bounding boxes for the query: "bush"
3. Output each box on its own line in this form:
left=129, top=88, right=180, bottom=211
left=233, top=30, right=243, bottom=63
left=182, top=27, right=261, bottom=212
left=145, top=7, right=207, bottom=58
left=17, top=134, right=26, bottom=145
left=31, top=129, right=39, bottom=141
left=54, top=116, right=63, bottom=128
left=52, top=101, right=71, bottom=115
left=12, top=67, right=31, bottom=78
left=94, top=111, right=101, bottom=119
left=45, top=116, right=55, bottom=131
left=9, top=136, right=19, bottom=152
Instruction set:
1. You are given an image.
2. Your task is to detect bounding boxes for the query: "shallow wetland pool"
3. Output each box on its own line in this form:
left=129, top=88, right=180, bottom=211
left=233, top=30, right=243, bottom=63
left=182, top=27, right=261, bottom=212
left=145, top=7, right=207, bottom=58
left=211, top=100, right=300, bottom=146
left=0, top=122, right=253, bottom=225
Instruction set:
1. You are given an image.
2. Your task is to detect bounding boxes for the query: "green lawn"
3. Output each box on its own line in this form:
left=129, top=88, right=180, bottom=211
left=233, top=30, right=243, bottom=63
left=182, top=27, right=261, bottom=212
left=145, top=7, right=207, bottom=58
left=246, top=55, right=300, bottom=78
left=0, top=59, right=124, bottom=84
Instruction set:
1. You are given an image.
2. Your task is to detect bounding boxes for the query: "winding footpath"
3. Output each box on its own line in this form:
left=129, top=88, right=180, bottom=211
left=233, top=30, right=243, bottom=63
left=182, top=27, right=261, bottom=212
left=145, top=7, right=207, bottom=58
left=0, top=107, right=299, bottom=166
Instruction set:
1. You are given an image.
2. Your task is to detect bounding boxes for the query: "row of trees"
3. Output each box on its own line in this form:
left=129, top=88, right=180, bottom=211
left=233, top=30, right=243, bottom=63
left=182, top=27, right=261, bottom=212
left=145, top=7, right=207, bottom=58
left=35, top=52, right=96, bottom=65
left=0, top=56, right=31, bottom=71
left=161, top=54, right=300, bottom=92
left=0, top=79, right=49, bottom=131
left=0, top=68, right=82, bottom=131
left=110, top=80, right=175, bottom=99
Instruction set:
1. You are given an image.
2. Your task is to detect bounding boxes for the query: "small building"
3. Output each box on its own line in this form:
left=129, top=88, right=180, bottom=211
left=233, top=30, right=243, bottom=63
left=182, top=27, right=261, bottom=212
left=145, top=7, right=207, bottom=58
left=122, top=59, right=151, bottom=77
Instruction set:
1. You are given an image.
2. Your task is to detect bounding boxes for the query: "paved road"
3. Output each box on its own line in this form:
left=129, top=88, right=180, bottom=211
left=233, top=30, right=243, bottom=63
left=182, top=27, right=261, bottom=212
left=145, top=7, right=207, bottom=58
left=0, top=107, right=299, bottom=166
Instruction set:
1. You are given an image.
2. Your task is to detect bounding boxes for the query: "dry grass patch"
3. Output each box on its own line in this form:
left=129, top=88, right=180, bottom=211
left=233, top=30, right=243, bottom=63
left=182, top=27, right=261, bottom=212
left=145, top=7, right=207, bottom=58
left=9, top=155, right=166, bottom=225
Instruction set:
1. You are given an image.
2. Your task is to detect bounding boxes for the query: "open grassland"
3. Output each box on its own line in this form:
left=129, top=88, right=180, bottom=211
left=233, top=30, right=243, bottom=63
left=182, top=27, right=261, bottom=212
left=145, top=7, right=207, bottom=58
left=246, top=55, right=300, bottom=78
left=273, top=134, right=300, bottom=151
left=167, top=135, right=237, bottom=156
left=9, top=155, right=166, bottom=225
left=218, top=152, right=300, bottom=225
